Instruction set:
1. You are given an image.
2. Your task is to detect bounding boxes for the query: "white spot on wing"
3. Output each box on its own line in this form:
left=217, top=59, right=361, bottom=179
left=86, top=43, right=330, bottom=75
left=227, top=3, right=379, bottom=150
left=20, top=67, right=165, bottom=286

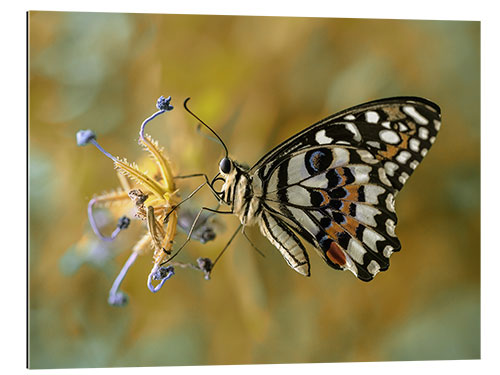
left=362, top=227, right=384, bottom=252
left=267, top=153, right=307, bottom=192
left=365, top=111, right=380, bottom=124
left=355, top=205, right=380, bottom=227
left=315, top=129, right=333, bottom=145
left=418, top=127, right=429, bottom=140
left=403, top=105, right=429, bottom=125
left=386, top=193, right=395, bottom=212
left=287, top=206, right=321, bottom=237
left=383, top=245, right=394, bottom=258
left=379, top=129, right=401, bottom=144
left=344, top=114, right=356, bottom=120
left=346, top=238, right=367, bottom=264
left=364, top=185, right=385, bottom=205
left=378, top=167, right=392, bottom=186
left=386, top=219, right=396, bottom=237
left=409, top=138, right=421, bottom=152
left=398, top=122, right=409, bottom=132
left=384, top=161, right=399, bottom=177
left=434, top=119, right=441, bottom=131
left=357, top=149, right=379, bottom=164
left=398, top=172, right=410, bottom=185
left=396, top=150, right=412, bottom=164
left=381, top=121, right=391, bottom=129
left=301, top=173, right=329, bottom=189
left=409, top=160, right=419, bottom=169
left=336, top=140, right=351, bottom=145
left=367, top=260, right=381, bottom=276
left=366, top=141, right=381, bottom=149
left=421, top=148, right=428, bottom=157
left=331, top=148, right=350, bottom=168
left=351, top=165, right=372, bottom=184
left=285, top=185, right=312, bottom=206
left=344, top=123, right=362, bottom=142
left=343, top=253, right=357, bottom=275
left=285, top=153, right=309, bottom=185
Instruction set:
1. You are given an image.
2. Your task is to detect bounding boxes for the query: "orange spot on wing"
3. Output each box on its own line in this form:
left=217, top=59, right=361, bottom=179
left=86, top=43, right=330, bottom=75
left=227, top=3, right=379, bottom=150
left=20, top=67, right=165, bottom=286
left=382, top=105, right=406, bottom=121
left=337, top=169, right=348, bottom=186
left=319, top=190, right=330, bottom=207
left=324, top=213, right=360, bottom=246
left=342, top=185, right=360, bottom=201
left=325, top=220, right=342, bottom=238
left=326, top=241, right=346, bottom=266
left=378, top=133, right=410, bottom=159
left=339, top=202, right=352, bottom=216
left=379, top=144, right=399, bottom=159
left=323, top=220, right=354, bottom=265
left=341, top=216, right=360, bottom=237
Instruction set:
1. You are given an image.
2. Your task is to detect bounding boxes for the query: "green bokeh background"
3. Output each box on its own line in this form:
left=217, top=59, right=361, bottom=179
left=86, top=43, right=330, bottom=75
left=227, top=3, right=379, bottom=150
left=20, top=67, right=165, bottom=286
left=28, top=12, right=480, bottom=369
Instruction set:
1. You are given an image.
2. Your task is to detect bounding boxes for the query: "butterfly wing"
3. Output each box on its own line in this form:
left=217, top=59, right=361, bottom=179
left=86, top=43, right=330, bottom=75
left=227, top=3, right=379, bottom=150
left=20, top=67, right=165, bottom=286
left=259, top=210, right=311, bottom=276
left=252, top=97, right=441, bottom=281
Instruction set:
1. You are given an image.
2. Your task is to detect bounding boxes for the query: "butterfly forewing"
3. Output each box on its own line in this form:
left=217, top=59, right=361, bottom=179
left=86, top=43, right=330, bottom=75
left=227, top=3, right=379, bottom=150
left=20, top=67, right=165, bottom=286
left=251, top=97, right=441, bottom=281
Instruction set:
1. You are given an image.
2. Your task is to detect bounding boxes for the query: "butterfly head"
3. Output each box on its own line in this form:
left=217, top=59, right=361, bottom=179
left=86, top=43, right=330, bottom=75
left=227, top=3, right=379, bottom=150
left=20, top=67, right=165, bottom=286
left=182, top=97, right=243, bottom=205
left=211, top=156, right=250, bottom=208
left=215, top=156, right=237, bottom=205
left=219, top=157, right=233, bottom=175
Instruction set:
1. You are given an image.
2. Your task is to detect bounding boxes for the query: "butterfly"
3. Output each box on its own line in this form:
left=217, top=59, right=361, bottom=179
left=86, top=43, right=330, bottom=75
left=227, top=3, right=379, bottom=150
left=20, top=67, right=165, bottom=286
left=188, top=96, right=441, bottom=282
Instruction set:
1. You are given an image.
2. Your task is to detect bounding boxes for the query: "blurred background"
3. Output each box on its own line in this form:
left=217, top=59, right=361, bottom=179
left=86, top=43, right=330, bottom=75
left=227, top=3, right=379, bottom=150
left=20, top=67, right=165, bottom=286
left=28, top=12, right=480, bottom=368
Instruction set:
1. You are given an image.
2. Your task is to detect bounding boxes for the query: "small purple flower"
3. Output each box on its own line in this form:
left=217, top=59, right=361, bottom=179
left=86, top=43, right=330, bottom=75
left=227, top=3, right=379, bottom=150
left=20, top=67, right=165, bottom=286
left=117, top=216, right=131, bottom=230
left=156, top=96, right=174, bottom=111
left=147, top=265, right=175, bottom=293
left=76, top=129, right=96, bottom=146
left=108, top=291, right=128, bottom=307
left=152, top=265, right=175, bottom=280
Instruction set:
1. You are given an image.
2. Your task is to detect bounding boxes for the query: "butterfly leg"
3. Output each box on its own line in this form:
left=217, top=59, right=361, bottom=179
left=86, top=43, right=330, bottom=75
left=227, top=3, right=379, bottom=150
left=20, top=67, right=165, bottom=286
left=170, top=222, right=245, bottom=279
left=177, top=203, right=220, bottom=244
left=174, top=172, right=222, bottom=201
left=241, top=227, right=266, bottom=258
left=163, top=180, right=208, bottom=224
left=164, top=170, right=224, bottom=225
left=160, top=206, right=234, bottom=267
left=210, top=223, right=243, bottom=272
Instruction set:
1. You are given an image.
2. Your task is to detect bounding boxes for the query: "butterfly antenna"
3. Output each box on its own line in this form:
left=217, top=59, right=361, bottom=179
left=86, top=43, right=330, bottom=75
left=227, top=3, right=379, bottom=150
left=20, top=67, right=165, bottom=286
left=183, top=97, right=229, bottom=158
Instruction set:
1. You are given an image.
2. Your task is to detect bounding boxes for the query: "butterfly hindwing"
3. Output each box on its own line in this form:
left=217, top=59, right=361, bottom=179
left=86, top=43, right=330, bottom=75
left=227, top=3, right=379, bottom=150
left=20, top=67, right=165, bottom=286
left=260, top=146, right=399, bottom=280
left=250, top=97, right=440, bottom=281
left=259, top=210, right=310, bottom=276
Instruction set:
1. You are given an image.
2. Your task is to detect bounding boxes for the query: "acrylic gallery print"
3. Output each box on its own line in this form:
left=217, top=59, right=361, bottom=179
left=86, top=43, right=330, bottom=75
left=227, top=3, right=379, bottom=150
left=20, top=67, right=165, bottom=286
left=28, top=11, right=480, bottom=369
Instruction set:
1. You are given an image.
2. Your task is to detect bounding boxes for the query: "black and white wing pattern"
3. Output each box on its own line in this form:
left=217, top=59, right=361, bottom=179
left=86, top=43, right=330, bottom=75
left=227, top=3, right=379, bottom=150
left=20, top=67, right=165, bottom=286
left=253, top=97, right=441, bottom=281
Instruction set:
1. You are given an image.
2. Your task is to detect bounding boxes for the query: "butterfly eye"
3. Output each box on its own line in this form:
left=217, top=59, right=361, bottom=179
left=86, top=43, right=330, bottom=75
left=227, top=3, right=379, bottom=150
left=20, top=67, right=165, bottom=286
left=219, top=157, right=232, bottom=174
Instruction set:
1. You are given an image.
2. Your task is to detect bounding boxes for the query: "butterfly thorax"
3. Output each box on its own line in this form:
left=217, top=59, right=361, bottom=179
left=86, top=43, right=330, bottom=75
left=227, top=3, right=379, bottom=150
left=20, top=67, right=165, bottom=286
left=220, top=161, right=262, bottom=226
